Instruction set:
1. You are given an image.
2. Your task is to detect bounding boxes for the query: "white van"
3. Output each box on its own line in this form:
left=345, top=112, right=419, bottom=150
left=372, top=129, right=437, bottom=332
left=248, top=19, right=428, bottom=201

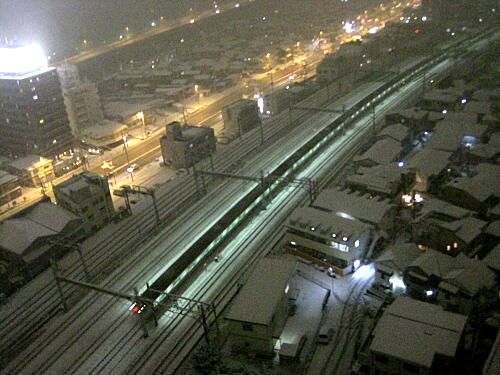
left=318, top=327, right=335, bottom=344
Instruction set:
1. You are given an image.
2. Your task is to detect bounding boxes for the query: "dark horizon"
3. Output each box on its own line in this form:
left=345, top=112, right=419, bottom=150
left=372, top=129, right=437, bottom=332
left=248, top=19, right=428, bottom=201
left=0, top=0, right=235, bottom=55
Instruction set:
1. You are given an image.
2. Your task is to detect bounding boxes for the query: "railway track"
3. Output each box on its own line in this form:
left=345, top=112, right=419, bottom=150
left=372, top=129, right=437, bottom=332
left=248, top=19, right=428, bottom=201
left=2, top=71, right=389, bottom=375
left=2, top=28, right=495, bottom=373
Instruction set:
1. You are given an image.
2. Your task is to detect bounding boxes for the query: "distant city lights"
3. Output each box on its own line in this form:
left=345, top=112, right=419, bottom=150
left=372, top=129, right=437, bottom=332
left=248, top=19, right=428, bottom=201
left=0, top=44, right=48, bottom=75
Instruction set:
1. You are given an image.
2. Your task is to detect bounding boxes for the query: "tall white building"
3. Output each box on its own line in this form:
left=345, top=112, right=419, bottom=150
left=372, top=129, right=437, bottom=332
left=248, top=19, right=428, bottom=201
left=57, top=64, right=104, bottom=135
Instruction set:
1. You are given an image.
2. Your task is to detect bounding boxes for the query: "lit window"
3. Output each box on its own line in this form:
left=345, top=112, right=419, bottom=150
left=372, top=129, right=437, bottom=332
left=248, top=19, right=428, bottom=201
left=354, top=240, right=360, bottom=247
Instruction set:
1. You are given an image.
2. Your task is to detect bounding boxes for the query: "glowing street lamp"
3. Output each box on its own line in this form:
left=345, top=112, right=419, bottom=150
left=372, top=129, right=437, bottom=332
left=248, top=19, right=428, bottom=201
left=194, top=84, right=200, bottom=102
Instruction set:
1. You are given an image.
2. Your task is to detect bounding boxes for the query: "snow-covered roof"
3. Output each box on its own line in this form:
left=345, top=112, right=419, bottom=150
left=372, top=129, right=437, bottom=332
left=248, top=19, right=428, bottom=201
left=409, top=250, right=494, bottom=296
left=376, top=242, right=422, bottom=273
left=80, top=121, right=126, bottom=138
left=6, top=155, right=51, bottom=170
left=482, top=243, right=500, bottom=272
left=463, top=100, right=491, bottom=115
left=472, top=88, right=500, bottom=101
left=357, top=163, right=409, bottom=181
left=0, top=170, right=17, bottom=185
left=25, top=202, right=79, bottom=233
left=370, top=297, right=466, bottom=368
left=225, top=257, right=296, bottom=326
left=0, top=219, right=54, bottom=255
left=488, top=133, right=500, bottom=147
left=378, top=124, right=409, bottom=142
left=469, top=143, right=499, bottom=159
left=287, top=206, right=371, bottom=247
left=388, top=107, right=429, bottom=121
left=485, top=221, right=500, bottom=238
left=427, top=121, right=486, bottom=152
left=423, top=90, right=458, bottom=104
left=439, top=111, right=477, bottom=125
left=353, top=138, right=401, bottom=165
left=439, top=254, right=496, bottom=296
left=345, top=174, right=394, bottom=195
left=415, top=197, right=471, bottom=222
left=0, top=202, right=79, bottom=256
left=406, top=149, right=451, bottom=177
left=104, top=100, right=159, bottom=119
left=452, top=217, right=487, bottom=244
left=312, top=188, right=394, bottom=226
left=445, top=163, right=500, bottom=202
left=408, top=249, right=458, bottom=278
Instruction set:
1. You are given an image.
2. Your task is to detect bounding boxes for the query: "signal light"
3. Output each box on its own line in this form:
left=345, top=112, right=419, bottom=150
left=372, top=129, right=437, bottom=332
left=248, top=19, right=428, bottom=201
left=414, top=29, right=421, bottom=34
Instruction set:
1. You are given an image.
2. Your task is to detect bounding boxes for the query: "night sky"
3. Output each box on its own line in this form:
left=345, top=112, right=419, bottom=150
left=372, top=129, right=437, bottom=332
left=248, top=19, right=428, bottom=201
left=0, top=0, right=232, bottom=54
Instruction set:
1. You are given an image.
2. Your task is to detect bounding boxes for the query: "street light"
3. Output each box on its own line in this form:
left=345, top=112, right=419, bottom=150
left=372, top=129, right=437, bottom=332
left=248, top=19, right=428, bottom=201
left=136, top=111, right=146, bottom=139
left=195, top=84, right=200, bottom=102
left=122, top=132, right=134, bottom=182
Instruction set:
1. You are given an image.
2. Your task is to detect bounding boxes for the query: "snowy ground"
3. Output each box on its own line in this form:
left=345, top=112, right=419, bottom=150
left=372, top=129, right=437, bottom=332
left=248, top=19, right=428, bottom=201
left=180, top=260, right=377, bottom=375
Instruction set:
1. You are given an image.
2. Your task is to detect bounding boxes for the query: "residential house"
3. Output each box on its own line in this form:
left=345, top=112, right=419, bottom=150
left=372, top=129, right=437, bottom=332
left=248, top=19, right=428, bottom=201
left=405, top=148, right=452, bottom=191
left=353, top=138, right=402, bottom=168
left=0, top=200, right=83, bottom=281
left=312, top=188, right=397, bottom=233
left=357, top=296, right=467, bottom=375
left=224, top=257, right=297, bottom=356
left=405, top=250, right=496, bottom=314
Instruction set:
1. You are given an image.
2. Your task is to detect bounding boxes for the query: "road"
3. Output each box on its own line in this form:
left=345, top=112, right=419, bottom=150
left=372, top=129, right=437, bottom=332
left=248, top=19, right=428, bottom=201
left=56, top=1, right=252, bottom=65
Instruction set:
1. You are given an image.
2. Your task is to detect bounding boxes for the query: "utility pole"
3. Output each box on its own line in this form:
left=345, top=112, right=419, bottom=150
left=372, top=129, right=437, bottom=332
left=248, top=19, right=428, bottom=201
left=258, top=118, right=264, bottom=146
left=269, top=72, right=274, bottom=95
left=121, top=131, right=133, bottom=182
left=236, top=116, right=242, bottom=140
left=372, top=104, right=376, bottom=137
